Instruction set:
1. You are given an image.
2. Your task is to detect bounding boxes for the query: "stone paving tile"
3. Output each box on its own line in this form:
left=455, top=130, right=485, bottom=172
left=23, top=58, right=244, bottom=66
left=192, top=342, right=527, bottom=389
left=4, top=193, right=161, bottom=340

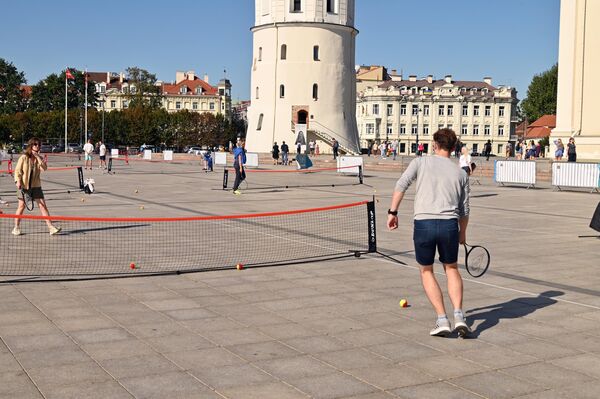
left=508, top=338, right=584, bottom=360
left=228, top=310, right=293, bottom=327
left=41, top=306, right=99, bottom=319
left=143, top=332, right=215, bottom=353
left=125, top=321, right=185, bottom=338
left=81, top=339, right=157, bottom=361
left=331, top=328, right=399, bottom=347
left=161, top=307, right=217, bottom=321
left=314, top=348, right=394, bottom=370
left=283, top=334, right=355, bottom=354
left=141, top=298, right=203, bottom=312
left=106, top=310, right=172, bottom=326
left=287, top=372, right=378, bottom=399
left=365, top=340, right=444, bottom=362
left=458, top=345, right=539, bottom=369
left=15, top=347, right=92, bottom=370
left=256, top=322, right=319, bottom=340
left=165, top=347, right=247, bottom=369
left=53, top=316, right=118, bottom=332
left=69, top=327, right=133, bottom=344
left=254, top=355, right=337, bottom=380
left=500, top=362, right=594, bottom=388
left=0, top=351, right=23, bottom=373
left=0, top=370, right=43, bottom=398
left=391, top=381, right=483, bottom=399
left=347, top=364, right=437, bottom=390
left=226, top=340, right=302, bottom=361
left=199, top=327, right=274, bottom=346
left=0, top=321, right=61, bottom=337
left=3, top=333, right=76, bottom=353
left=548, top=331, right=600, bottom=354
left=550, top=353, right=600, bottom=379
left=450, top=371, right=547, bottom=399
left=0, top=310, right=47, bottom=325
left=119, top=371, right=221, bottom=399
left=41, top=380, right=134, bottom=399
left=182, top=316, right=246, bottom=333
left=27, top=361, right=113, bottom=391
left=408, top=353, right=486, bottom=380
left=341, top=393, right=397, bottom=399
left=190, top=363, right=275, bottom=389
left=99, top=354, right=181, bottom=379
left=220, top=381, right=310, bottom=399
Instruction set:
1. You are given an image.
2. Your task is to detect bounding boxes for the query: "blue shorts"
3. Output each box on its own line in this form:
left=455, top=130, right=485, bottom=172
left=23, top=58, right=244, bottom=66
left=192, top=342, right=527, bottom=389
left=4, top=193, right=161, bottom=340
left=413, top=219, right=459, bottom=266
left=85, top=154, right=93, bottom=161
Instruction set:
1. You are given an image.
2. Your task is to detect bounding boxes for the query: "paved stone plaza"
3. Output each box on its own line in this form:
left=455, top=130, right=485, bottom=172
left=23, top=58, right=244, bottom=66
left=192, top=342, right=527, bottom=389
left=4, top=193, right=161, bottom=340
left=1, top=156, right=599, bottom=398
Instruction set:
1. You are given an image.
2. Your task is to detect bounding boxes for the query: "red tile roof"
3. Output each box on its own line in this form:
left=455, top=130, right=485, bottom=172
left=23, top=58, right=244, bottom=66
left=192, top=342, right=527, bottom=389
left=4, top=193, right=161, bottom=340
left=524, top=115, right=556, bottom=139
left=162, top=78, right=217, bottom=96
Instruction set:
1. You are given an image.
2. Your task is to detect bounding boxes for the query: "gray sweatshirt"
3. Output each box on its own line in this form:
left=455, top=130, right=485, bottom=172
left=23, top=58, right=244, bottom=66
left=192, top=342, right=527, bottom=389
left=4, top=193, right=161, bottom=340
left=395, top=155, right=470, bottom=220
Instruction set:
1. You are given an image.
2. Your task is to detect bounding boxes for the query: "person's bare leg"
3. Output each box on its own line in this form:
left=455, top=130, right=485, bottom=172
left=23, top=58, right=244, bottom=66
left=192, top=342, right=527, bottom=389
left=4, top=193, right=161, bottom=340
left=14, top=199, right=25, bottom=228
left=36, top=199, right=54, bottom=229
left=420, top=266, right=446, bottom=315
left=443, top=263, right=463, bottom=310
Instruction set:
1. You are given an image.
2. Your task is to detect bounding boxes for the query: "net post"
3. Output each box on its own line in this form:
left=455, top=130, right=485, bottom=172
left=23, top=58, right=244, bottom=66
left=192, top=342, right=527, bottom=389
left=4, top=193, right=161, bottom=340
left=77, top=166, right=84, bottom=190
left=358, top=165, right=363, bottom=184
left=367, top=200, right=377, bottom=253
left=223, top=169, right=229, bottom=190
left=107, top=158, right=112, bottom=173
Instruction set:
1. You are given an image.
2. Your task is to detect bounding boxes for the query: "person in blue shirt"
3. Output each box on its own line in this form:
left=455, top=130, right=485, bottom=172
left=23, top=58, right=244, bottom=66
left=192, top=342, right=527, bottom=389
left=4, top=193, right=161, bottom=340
left=232, top=139, right=246, bottom=195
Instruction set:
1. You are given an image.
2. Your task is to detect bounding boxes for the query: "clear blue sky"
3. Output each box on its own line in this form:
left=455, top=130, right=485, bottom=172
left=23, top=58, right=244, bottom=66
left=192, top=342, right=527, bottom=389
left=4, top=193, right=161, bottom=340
left=0, top=0, right=559, bottom=102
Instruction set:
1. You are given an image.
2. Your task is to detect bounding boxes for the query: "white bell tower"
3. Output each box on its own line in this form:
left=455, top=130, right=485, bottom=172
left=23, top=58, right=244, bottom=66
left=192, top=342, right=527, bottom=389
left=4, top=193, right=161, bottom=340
left=245, top=0, right=360, bottom=155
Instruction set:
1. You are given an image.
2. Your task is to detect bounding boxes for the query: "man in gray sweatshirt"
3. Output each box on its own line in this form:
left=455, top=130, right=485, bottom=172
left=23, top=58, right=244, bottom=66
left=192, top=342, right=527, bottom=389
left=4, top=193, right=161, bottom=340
left=387, top=128, right=470, bottom=337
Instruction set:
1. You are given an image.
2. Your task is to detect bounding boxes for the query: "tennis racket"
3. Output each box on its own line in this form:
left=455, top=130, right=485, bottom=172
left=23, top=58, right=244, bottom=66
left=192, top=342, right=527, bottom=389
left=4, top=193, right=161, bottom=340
left=463, top=243, right=490, bottom=277
left=20, top=189, right=34, bottom=212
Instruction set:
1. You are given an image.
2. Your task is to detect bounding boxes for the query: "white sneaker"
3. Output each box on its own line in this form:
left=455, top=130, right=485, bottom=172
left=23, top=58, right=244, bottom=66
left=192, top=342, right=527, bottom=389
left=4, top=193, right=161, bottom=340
left=430, top=319, right=452, bottom=337
left=12, top=227, right=22, bottom=236
left=454, top=319, right=471, bottom=338
left=49, top=226, right=62, bottom=235
left=0, top=198, right=7, bottom=205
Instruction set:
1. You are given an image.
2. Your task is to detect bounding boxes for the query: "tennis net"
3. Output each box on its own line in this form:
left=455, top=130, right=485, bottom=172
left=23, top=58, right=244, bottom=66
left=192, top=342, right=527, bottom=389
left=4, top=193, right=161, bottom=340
left=0, top=200, right=376, bottom=278
left=0, top=166, right=84, bottom=195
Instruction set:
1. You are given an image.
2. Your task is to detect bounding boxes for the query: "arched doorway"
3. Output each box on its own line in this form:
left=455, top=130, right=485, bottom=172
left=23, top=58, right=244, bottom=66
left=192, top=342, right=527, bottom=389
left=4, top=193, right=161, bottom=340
left=297, top=110, right=308, bottom=125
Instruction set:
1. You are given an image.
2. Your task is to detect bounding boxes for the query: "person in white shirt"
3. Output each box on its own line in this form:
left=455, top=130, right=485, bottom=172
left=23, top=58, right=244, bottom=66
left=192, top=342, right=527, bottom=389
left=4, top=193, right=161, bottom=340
left=83, top=139, right=94, bottom=170
left=459, top=146, right=472, bottom=175
left=98, top=141, right=107, bottom=170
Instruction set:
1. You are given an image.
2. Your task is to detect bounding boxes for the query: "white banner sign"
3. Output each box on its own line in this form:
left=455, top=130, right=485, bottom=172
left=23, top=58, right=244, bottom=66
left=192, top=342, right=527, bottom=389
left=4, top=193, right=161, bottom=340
left=163, top=150, right=173, bottom=161
left=144, top=150, right=152, bottom=160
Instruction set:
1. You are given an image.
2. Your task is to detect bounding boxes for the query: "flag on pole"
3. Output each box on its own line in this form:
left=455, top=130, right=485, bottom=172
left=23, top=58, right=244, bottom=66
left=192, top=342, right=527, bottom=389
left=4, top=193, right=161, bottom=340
left=65, top=68, right=75, bottom=80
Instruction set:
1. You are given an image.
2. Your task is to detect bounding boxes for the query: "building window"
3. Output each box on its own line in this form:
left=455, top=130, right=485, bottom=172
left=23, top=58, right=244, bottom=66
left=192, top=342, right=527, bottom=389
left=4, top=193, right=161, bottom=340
left=473, top=143, right=479, bottom=153
left=209, top=102, right=215, bottom=110
left=280, top=84, right=285, bottom=98
left=387, top=104, right=393, bottom=116
left=313, top=45, right=319, bottom=61
left=462, top=104, right=468, bottom=116
left=448, top=124, right=453, bottom=131
left=256, top=86, right=259, bottom=99
left=312, top=83, right=318, bottom=100
left=484, top=125, right=490, bottom=135
left=123, top=100, right=129, bottom=108
left=400, top=104, right=407, bottom=115
left=257, top=113, right=263, bottom=130
left=292, top=0, right=302, bottom=12
left=176, top=102, right=181, bottom=110
left=411, top=125, right=418, bottom=135
left=372, top=104, right=379, bottom=115
left=412, top=104, right=418, bottom=115
left=193, top=102, right=198, bottom=110
left=281, top=44, right=287, bottom=60
left=498, top=144, right=503, bottom=153
left=447, top=105, right=454, bottom=116
left=423, top=124, right=429, bottom=135
left=499, top=106, right=505, bottom=117
left=400, top=124, right=406, bottom=135
left=423, top=105, right=430, bottom=115
left=387, top=123, right=393, bottom=135
left=196, top=87, right=203, bottom=94
left=438, top=105, right=445, bottom=116
left=327, top=0, right=337, bottom=13
left=498, top=126, right=504, bottom=136
left=438, top=124, right=444, bottom=131
left=485, top=105, right=491, bottom=116
left=366, top=123, right=374, bottom=134
left=180, top=86, right=187, bottom=94
left=258, top=47, right=262, bottom=61
left=110, top=100, right=116, bottom=108
left=461, top=124, right=468, bottom=135
left=474, top=105, right=480, bottom=116
left=473, top=125, right=479, bottom=135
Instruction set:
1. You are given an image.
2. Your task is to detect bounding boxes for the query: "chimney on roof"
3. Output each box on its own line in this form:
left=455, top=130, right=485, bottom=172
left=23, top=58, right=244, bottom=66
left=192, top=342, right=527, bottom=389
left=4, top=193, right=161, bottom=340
left=176, top=71, right=185, bottom=84
left=187, top=71, right=195, bottom=81
left=483, top=77, right=492, bottom=85
left=119, top=72, right=125, bottom=84
left=444, top=75, right=452, bottom=84
left=204, top=73, right=209, bottom=83
left=106, top=72, right=110, bottom=83
left=426, top=75, right=433, bottom=84
left=391, top=69, right=397, bottom=74
left=408, top=75, right=417, bottom=82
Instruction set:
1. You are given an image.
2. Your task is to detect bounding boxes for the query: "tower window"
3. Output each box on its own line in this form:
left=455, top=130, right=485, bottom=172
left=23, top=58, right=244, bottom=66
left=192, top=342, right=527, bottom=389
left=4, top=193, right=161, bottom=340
left=312, top=84, right=318, bottom=100
left=292, top=0, right=301, bottom=12
left=327, top=0, right=337, bottom=13
left=281, top=44, right=287, bottom=60
left=313, top=45, right=319, bottom=61
left=257, top=113, right=263, bottom=130
left=258, top=47, right=262, bottom=61
left=255, top=86, right=259, bottom=99
left=280, top=84, right=285, bottom=98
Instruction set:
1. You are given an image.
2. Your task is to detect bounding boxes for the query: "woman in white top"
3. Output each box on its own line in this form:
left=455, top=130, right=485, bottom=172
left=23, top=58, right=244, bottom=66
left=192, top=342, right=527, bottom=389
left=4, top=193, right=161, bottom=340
left=459, top=146, right=472, bottom=175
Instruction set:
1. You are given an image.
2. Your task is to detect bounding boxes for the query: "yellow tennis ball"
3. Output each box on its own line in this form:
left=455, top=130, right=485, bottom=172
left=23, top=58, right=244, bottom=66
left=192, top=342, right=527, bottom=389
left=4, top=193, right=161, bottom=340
left=80, top=198, right=85, bottom=202
left=399, top=299, right=408, bottom=308
left=135, top=189, right=139, bottom=193
left=140, top=205, right=144, bottom=210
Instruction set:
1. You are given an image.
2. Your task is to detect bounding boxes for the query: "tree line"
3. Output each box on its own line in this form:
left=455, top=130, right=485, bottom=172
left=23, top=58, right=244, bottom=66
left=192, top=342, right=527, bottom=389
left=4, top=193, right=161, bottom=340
left=0, top=58, right=243, bottom=149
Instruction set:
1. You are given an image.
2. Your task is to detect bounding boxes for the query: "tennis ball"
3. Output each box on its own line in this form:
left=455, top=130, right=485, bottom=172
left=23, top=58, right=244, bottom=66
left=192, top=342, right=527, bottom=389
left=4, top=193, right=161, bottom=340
left=236, top=263, right=244, bottom=270
left=135, top=189, right=138, bottom=193
left=399, top=299, right=408, bottom=308
left=80, top=198, right=85, bottom=202
left=140, top=205, right=144, bottom=210
left=130, top=263, right=136, bottom=269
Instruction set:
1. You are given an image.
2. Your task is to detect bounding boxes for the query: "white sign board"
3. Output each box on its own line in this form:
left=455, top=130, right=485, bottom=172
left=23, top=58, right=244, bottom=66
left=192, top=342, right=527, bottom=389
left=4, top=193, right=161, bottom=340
left=144, top=150, right=152, bottom=160
left=295, top=123, right=307, bottom=147
left=337, top=156, right=363, bottom=174
left=111, top=149, right=119, bottom=157
left=163, top=150, right=173, bottom=161
left=245, top=152, right=259, bottom=168
left=214, top=152, right=227, bottom=166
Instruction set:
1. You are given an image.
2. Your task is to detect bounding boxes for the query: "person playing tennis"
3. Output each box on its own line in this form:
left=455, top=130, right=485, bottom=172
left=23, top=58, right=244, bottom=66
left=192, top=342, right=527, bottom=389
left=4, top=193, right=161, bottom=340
left=12, top=137, right=61, bottom=236
left=387, top=128, right=470, bottom=337
left=232, top=139, right=246, bottom=195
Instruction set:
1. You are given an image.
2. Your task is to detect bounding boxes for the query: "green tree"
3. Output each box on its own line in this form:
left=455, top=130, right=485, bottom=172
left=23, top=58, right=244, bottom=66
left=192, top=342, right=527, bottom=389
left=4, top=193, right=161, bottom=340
left=125, top=67, right=162, bottom=109
left=0, top=58, right=27, bottom=114
left=520, top=64, right=558, bottom=123
left=29, top=68, right=98, bottom=112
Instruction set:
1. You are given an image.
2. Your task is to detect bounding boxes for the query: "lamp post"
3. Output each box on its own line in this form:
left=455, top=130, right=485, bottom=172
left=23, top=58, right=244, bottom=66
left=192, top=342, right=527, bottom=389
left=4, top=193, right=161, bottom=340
left=100, top=97, right=105, bottom=143
left=415, top=106, right=422, bottom=155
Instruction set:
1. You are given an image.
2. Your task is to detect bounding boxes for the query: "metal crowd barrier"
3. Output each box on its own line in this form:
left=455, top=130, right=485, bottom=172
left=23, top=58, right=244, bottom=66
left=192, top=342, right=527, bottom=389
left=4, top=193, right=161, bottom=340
left=552, top=162, right=600, bottom=193
left=494, top=160, right=536, bottom=188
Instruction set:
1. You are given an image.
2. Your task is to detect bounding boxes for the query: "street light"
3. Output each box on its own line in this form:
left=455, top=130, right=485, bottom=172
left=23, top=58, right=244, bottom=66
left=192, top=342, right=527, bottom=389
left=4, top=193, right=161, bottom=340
left=99, top=96, right=105, bottom=143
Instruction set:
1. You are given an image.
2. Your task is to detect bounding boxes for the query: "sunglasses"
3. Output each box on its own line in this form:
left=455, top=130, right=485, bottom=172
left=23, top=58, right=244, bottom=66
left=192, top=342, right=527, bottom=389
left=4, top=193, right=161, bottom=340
left=32, top=143, right=40, bottom=146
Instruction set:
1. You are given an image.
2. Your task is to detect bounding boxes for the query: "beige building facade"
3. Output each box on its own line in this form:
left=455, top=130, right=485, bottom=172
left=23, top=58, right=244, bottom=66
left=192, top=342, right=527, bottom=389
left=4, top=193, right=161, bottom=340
left=245, top=0, right=361, bottom=155
left=356, top=75, right=518, bottom=155
left=551, top=0, right=600, bottom=160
